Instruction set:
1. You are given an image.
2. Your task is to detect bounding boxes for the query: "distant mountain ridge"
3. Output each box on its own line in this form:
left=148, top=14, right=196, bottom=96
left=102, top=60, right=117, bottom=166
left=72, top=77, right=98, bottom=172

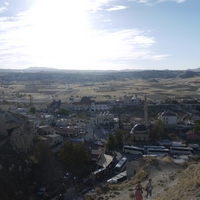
left=24, top=67, right=59, bottom=72
left=0, top=67, right=200, bottom=83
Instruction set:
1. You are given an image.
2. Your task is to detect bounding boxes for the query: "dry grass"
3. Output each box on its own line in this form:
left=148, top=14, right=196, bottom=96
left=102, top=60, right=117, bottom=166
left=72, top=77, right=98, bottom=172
left=84, top=156, right=200, bottom=200
left=154, top=162, right=200, bottom=200
left=2, top=77, right=200, bottom=104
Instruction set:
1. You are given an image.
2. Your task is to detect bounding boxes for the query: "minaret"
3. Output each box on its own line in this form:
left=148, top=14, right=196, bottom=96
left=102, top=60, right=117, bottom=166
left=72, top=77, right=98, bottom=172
left=144, top=94, right=148, bottom=127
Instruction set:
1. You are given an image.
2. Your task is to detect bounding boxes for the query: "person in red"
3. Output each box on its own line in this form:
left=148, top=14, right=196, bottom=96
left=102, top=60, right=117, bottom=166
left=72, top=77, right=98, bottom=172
left=135, top=181, right=143, bottom=200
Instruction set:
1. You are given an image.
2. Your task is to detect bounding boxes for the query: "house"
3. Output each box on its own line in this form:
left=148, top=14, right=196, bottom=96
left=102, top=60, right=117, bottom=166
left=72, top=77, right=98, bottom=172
left=93, top=111, right=114, bottom=126
left=56, top=118, right=68, bottom=127
left=68, top=99, right=109, bottom=112
left=123, top=123, right=132, bottom=130
left=54, top=127, right=81, bottom=138
left=38, top=133, right=63, bottom=153
left=158, top=110, right=178, bottom=125
left=11, top=107, right=29, bottom=115
left=37, top=125, right=56, bottom=135
left=186, top=131, right=200, bottom=143
left=70, top=101, right=91, bottom=111
left=39, top=114, right=54, bottom=125
left=44, top=133, right=63, bottom=147
left=26, top=115, right=40, bottom=128
left=180, top=99, right=200, bottom=111
left=90, top=101, right=109, bottom=112
left=123, top=98, right=142, bottom=105
left=191, top=112, right=200, bottom=121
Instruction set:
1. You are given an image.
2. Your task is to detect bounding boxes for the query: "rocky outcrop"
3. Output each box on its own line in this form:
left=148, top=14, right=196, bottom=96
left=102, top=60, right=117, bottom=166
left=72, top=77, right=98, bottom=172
left=0, top=111, right=37, bottom=153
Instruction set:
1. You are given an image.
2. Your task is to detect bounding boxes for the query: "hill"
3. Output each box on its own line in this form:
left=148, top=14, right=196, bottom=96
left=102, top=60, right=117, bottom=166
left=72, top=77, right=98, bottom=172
left=0, top=69, right=200, bottom=83
left=83, top=156, right=200, bottom=200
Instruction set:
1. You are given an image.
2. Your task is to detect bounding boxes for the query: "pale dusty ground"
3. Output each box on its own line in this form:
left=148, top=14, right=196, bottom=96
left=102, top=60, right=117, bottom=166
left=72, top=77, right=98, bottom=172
left=103, top=158, right=181, bottom=200
left=88, top=156, right=200, bottom=200
left=2, top=77, right=200, bottom=104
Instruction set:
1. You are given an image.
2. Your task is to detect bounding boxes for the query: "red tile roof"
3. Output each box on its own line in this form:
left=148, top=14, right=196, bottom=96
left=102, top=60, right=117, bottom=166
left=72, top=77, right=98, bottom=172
left=187, top=133, right=200, bottom=140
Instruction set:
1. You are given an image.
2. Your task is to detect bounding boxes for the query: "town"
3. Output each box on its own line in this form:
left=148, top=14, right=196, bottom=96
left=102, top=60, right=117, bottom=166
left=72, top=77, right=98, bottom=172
left=0, top=70, right=200, bottom=200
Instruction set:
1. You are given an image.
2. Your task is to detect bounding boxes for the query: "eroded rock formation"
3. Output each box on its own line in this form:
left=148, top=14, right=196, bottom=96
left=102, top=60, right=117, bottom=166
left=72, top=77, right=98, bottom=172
left=0, top=110, right=37, bottom=153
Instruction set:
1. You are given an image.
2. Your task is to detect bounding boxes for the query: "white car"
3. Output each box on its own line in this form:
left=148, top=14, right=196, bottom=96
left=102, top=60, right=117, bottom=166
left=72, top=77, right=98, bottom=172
left=107, top=178, right=118, bottom=184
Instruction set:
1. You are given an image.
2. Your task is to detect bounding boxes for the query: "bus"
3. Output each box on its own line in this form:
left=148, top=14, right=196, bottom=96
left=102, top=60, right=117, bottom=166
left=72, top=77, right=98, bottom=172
left=144, top=145, right=165, bottom=154
left=170, top=146, right=193, bottom=155
left=114, top=157, right=127, bottom=173
left=123, top=145, right=144, bottom=155
left=171, top=142, right=186, bottom=147
left=146, top=148, right=169, bottom=156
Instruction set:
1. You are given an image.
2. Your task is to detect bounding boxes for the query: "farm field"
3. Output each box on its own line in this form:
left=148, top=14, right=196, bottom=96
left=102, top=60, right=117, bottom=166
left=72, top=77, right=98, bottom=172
left=0, top=77, right=200, bottom=105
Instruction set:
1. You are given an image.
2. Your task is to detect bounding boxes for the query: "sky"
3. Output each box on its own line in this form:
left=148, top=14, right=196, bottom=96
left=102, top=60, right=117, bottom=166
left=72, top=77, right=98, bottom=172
left=0, top=0, right=199, bottom=71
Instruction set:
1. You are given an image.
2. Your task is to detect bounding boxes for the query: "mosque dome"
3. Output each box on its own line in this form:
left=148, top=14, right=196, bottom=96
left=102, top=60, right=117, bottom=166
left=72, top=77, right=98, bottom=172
left=130, top=124, right=148, bottom=134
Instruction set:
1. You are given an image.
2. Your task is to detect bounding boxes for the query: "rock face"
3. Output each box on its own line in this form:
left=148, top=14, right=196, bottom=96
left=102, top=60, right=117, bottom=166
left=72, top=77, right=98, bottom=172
left=0, top=111, right=37, bottom=153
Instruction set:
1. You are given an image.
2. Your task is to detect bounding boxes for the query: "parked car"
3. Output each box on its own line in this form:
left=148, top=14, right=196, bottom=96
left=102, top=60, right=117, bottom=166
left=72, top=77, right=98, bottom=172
left=107, top=178, right=118, bottom=184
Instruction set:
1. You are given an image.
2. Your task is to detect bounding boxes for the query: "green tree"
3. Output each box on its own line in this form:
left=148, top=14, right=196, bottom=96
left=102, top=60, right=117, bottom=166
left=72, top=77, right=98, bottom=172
left=58, top=108, right=69, bottom=115
left=115, top=129, right=127, bottom=146
left=194, top=122, right=200, bottom=132
left=34, top=141, right=62, bottom=184
left=196, top=106, right=200, bottom=112
left=29, top=106, right=36, bottom=114
left=151, top=119, right=165, bottom=140
left=106, top=134, right=118, bottom=151
left=80, top=96, right=91, bottom=102
left=59, top=141, right=91, bottom=169
left=34, top=141, right=53, bottom=166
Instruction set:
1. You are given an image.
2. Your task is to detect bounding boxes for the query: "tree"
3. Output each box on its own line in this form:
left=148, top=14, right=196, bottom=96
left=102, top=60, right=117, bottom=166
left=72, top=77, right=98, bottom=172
left=34, top=141, right=53, bottom=166
left=59, top=141, right=91, bottom=170
left=80, top=96, right=91, bottom=102
left=106, top=134, right=118, bottom=151
left=29, top=106, right=36, bottom=114
left=151, top=119, right=165, bottom=140
left=194, top=122, right=200, bottom=132
left=58, top=108, right=69, bottom=115
left=115, top=129, right=127, bottom=146
left=34, top=141, right=62, bottom=184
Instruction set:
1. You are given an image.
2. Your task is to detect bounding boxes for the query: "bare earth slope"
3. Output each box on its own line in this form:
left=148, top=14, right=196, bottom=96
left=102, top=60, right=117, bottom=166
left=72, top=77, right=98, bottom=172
left=84, top=156, right=200, bottom=200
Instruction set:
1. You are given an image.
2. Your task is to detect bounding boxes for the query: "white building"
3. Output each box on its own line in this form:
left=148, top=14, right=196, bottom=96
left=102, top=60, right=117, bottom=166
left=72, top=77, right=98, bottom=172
left=70, top=102, right=91, bottom=111
left=39, top=114, right=54, bottom=125
left=158, top=110, right=178, bottom=125
left=92, top=111, right=114, bottom=126
left=90, top=102, right=109, bottom=112
left=56, top=118, right=68, bottom=127
left=39, top=133, right=63, bottom=153
left=45, top=133, right=63, bottom=147
left=123, top=98, right=142, bottom=105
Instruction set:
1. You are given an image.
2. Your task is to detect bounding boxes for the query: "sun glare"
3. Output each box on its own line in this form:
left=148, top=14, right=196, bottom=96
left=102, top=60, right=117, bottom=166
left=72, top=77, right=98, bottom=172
left=27, top=0, right=93, bottom=69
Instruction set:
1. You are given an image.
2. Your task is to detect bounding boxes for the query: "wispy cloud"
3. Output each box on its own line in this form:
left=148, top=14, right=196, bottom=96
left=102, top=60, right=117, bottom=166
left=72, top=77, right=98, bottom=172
left=0, top=3, right=9, bottom=13
left=157, top=0, right=186, bottom=3
left=0, top=10, right=169, bottom=69
left=106, top=5, right=127, bottom=11
left=129, top=0, right=187, bottom=5
left=175, top=0, right=186, bottom=3
left=86, top=0, right=114, bottom=12
left=0, top=0, right=169, bottom=70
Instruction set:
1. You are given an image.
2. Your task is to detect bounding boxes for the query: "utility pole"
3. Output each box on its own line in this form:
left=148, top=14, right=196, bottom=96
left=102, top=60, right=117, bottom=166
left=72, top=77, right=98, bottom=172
left=144, top=94, right=148, bottom=127
left=29, top=94, right=33, bottom=107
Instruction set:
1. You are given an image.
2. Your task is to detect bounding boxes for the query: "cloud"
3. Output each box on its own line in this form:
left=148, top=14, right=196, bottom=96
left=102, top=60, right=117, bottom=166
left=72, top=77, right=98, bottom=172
left=175, top=0, right=186, bottom=3
left=0, top=0, right=169, bottom=70
left=129, top=0, right=187, bottom=5
left=86, top=0, right=114, bottom=12
left=106, top=5, right=127, bottom=11
left=0, top=6, right=7, bottom=13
